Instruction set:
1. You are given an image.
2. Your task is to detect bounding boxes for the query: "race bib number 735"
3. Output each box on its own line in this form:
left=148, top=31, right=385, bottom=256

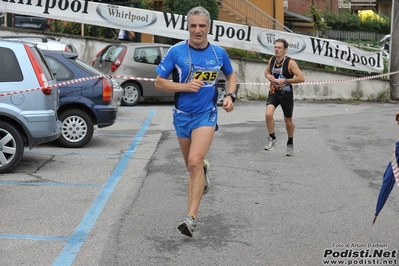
left=193, top=71, right=218, bottom=81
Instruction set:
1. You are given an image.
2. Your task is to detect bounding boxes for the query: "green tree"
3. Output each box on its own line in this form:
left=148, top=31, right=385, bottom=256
left=162, top=0, right=219, bottom=20
left=322, top=9, right=390, bottom=34
left=141, top=0, right=155, bottom=9
left=309, top=4, right=329, bottom=37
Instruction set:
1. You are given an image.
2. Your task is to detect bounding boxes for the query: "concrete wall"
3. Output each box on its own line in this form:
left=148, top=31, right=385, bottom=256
left=0, top=29, right=390, bottom=101
left=231, top=58, right=391, bottom=101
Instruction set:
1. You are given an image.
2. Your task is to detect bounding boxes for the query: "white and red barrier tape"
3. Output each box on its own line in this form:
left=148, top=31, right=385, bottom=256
left=1, top=70, right=399, bottom=97
left=0, top=75, right=104, bottom=97
left=113, top=71, right=399, bottom=86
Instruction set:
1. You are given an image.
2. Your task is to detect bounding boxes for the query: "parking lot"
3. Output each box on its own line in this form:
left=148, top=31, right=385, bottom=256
left=2, top=100, right=399, bottom=266
left=0, top=104, right=168, bottom=265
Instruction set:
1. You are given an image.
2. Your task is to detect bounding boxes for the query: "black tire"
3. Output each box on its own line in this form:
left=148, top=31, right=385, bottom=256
left=57, top=109, right=94, bottom=148
left=0, top=121, right=24, bottom=173
left=216, top=82, right=226, bottom=106
left=121, top=82, right=141, bottom=106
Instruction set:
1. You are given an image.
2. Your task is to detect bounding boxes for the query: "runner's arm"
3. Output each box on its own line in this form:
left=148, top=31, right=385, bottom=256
left=265, top=59, right=277, bottom=84
left=224, top=71, right=237, bottom=94
left=287, top=60, right=305, bottom=84
left=154, top=75, right=203, bottom=93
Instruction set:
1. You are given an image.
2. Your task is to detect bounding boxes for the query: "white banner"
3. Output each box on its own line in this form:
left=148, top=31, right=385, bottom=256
left=0, top=0, right=384, bottom=73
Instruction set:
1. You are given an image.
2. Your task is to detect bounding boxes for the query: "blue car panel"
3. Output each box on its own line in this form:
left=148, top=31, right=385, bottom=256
left=42, top=50, right=118, bottom=148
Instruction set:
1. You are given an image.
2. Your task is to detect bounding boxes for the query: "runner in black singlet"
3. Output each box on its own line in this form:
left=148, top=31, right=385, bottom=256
left=264, top=38, right=305, bottom=156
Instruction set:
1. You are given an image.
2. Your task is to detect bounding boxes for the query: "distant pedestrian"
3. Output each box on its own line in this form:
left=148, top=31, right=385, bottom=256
left=384, top=39, right=390, bottom=53
left=118, top=29, right=135, bottom=41
left=264, top=38, right=305, bottom=156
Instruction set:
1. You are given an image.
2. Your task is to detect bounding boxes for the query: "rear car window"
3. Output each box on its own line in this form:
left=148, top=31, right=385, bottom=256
left=0, top=47, right=23, bottom=82
left=29, top=46, right=54, bottom=81
left=133, top=47, right=162, bottom=65
left=45, top=55, right=103, bottom=81
left=74, top=58, right=104, bottom=76
left=162, top=47, right=170, bottom=55
left=102, top=46, right=124, bottom=62
left=45, top=56, right=72, bottom=80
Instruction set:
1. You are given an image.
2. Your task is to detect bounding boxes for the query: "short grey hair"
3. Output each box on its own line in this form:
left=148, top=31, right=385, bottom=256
left=187, top=6, right=211, bottom=25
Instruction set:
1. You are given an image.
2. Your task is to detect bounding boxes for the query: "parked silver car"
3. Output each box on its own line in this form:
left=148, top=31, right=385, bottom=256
left=0, top=35, right=122, bottom=107
left=0, top=39, right=62, bottom=173
left=92, top=42, right=235, bottom=106
left=0, top=35, right=78, bottom=55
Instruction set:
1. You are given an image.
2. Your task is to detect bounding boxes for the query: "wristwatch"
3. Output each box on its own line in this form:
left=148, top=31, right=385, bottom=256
left=226, top=93, right=236, bottom=102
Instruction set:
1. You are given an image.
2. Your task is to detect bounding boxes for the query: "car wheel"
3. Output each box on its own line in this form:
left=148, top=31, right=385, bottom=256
left=57, top=109, right=94, bottom=148
left=121, top=82, right=141, bottom=106
left=216, top=82, right=226, bottom=106
left=0, top=121, right=24, bottom=173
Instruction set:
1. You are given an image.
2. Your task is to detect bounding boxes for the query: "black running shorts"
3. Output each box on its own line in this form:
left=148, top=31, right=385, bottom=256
left=266, top=92, right=294, bottom=118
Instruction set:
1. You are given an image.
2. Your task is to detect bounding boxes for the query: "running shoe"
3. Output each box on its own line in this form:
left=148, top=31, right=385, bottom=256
left=177, top=215, right=196, bottom=237
left=286, top=144, right=294, bottom=156
left=264, top=137, right=277, bottom=150
left=203, top=160, right=210, bottom=194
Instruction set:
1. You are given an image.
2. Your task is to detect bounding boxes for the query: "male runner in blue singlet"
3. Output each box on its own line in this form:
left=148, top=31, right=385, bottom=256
left=154, top=6, right=237, bottom=238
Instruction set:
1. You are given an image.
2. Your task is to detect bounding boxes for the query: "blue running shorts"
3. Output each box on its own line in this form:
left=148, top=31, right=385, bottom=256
left=172, top=107, right=218, bottom=138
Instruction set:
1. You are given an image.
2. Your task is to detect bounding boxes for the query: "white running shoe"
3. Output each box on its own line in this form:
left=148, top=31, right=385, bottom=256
left=286, top=144, right=294, bottom=156
left=177, top=215, right=196, bottom=237
left=264, top=137, right=277, bottom=150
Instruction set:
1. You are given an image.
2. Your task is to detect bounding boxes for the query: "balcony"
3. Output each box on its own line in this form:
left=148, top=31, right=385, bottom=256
left=338, top=0, right=351, bottom=9
left=350, top=0, right=376, bottom=8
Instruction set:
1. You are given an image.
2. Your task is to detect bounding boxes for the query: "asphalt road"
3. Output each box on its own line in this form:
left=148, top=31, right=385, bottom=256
left=1, top=100, right=399, bottom=266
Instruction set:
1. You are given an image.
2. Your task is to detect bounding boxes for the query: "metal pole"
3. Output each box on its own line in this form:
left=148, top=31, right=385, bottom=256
left=390, top=0, right=399, bottom=99
left=273, top=0, right=276, bottom=30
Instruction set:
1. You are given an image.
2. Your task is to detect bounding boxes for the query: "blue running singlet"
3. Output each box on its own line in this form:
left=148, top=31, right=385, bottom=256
left=156, top=40, right=234, bottom=113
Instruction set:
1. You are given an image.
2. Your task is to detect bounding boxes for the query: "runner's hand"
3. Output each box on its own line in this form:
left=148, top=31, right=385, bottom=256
left=223, top=97, right=234, bottom=112
left=184, top=79, right=203, bottom=92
